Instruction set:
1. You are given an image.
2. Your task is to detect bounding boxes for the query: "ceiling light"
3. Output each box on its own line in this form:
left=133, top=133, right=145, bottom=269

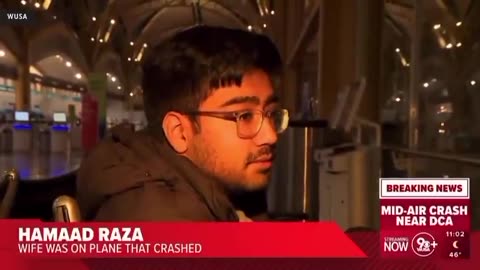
left=34, top=2, right=40, bottom=8
left=270, top=10, right=275, bottom=15
left=129, top=92, right=134, bottom=97
left=75, top=73, right=82, bottom=79
left=110, top=19, right=115, bottom=25
left=21, top=0, right=27, bottom=5
left=0, top=50, right=5, bottom=57
left=130, top=41, right=134, bottom=46
left=263, top=23, right=267, bottom=28
left=471, top=80, right=476, bottom=86
left=423, top=82, right=429, bottom=88
left=92, top=17, right=96, bottom=21
left=247, top=25, right=252, bottom=31
left=395, top=97, right=401, bottom=102
left=456, top=21, right=462, bottom=27
left=111, top=77, right=116, bottom=82
left=53, top=16, right=57, bottom=19
left=99, top=38, right=103, bottom=43
left=441, top=123, right=445, bottom=127
left=127, top=57, right=131, bottom=61
left=395, top=48, right=400, bottom=52
left=91, top=37, right=95, bottom=42
left=143, top=43, right=147, bottom=48
left=55, top=54, right=60, bottom=58
left=433, top=24, right=441, bottom=30
left=445, top=43, right=453, bottom=49
left=117, top=86, right=122, bottom=90
left=66, top=61, right=72, bottom=67
left=456, top=42, right=462, bottom=47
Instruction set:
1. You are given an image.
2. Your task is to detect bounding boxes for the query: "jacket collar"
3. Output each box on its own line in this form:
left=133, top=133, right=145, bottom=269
left=144, top=133, right=239, bottom=221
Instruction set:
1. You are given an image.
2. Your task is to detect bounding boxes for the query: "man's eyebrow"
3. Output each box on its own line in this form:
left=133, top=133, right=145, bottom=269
left=220, top=96, right=260, bottom=107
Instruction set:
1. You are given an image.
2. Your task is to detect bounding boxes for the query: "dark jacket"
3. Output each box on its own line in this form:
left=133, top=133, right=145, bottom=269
left=77, top=124, right=239, bottom=221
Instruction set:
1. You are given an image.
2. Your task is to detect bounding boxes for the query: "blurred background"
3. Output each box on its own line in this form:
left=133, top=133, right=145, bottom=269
left=0, top=0, right=478, bottom=228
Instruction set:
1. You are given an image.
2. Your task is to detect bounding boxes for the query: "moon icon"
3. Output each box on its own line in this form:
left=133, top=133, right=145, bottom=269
left=453, top=241, right=459, bottom=249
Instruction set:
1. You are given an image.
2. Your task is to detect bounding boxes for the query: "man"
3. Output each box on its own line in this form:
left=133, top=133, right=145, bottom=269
left=76, top=26, right=289, bottom=221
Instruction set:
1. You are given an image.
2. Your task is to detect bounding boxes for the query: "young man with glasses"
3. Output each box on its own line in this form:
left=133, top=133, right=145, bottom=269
left=77, top=26, right=289, bottom=221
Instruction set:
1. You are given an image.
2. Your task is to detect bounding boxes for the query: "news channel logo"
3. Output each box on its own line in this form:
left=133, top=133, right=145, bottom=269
left=411, top=232, right=438, bottom=257
left=0, top=10, right=36, bottom=25
left=383, top=236, right=409, bottom=253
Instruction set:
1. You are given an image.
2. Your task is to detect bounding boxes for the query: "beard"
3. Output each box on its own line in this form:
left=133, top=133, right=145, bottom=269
left=187, top=135, right=273, bottom=193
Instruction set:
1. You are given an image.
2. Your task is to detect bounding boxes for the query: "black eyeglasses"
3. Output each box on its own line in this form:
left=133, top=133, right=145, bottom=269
left=185, top=109, right=289, bottom=139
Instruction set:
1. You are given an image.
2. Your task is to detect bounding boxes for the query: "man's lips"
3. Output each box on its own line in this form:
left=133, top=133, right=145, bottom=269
left=250, top=155, right=274, bottom=164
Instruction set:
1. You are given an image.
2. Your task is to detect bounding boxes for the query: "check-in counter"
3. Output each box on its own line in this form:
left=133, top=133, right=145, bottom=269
left=12, top=111, right=33, bottom=152
left=0, top=126, right=13, bottom=153
left=50, top=113, right=70, bottom=153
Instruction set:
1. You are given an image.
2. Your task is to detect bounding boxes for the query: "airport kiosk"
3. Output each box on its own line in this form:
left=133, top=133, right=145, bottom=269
left=50, top=112, right=70, bottom=153
left=12, top=111, right=33, bottom=152
left=314, top=78, right=382, bottom=230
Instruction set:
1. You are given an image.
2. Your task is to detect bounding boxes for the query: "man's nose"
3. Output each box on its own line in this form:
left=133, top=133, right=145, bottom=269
left=253, top=119, right=278, bottom=146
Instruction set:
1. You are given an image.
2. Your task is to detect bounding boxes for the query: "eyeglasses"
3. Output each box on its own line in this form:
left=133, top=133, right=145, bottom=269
left=186, top=109, right=289, bottom=139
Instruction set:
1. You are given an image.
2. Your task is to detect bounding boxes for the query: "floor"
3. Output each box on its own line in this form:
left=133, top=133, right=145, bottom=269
left=0, top=151, right=83, bottom=181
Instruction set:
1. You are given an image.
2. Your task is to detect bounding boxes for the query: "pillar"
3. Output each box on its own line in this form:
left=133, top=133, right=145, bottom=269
left=317, top=0, right=382, bottom=121
left=15, top=34, right=30, bottom=111
left=356, top=0, right=383, bottom=121
left=318, top=0, right=383, bottom=227
left=317, top=0, right=356, bottom=118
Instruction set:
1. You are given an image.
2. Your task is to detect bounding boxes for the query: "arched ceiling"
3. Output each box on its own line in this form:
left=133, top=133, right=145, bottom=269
left=1, top=0, right=274, bottom=101
left=36, top=55, right=86, bottom=84
left=29, top=22, right=89, bottom=74
left=0, top=26, right=23, bottom=60
left=385, top=0, right=477, bottom=37
left=0, top=42, right=17, bottom=67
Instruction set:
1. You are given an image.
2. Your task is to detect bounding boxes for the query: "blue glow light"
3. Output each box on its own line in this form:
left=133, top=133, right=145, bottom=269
left=13, top=123, right=32, bottom=130
left=51, top=125, right=70, bottom=132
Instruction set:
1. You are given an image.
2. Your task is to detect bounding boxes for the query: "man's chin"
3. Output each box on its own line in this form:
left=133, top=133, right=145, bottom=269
left=242, top=174, right=270, bottom=191
left=224, top=175, right=269, bottom=194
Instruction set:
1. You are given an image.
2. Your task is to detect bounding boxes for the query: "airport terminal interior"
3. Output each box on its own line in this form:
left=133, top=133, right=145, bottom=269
left=0, top=0, right=479, bottom=228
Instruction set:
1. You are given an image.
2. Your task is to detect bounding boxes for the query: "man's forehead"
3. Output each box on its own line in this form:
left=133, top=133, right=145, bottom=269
left=203, top=71, right=276, bottom=108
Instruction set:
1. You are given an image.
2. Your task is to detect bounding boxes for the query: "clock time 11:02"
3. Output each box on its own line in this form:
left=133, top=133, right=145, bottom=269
left=446, top=231, right=465, bottom=237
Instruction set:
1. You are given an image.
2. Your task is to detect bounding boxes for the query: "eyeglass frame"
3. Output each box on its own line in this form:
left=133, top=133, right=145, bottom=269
left=183, top=108, right=289, bottom=139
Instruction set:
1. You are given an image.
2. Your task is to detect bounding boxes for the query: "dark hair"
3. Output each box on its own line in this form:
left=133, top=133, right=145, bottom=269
left=141, top=25, right=283, bottom=138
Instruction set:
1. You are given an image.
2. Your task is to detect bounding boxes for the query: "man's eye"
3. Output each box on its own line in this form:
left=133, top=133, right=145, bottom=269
left=266, top=110, right=280, bottom=118
left=238, top=111, right=255, bottom=121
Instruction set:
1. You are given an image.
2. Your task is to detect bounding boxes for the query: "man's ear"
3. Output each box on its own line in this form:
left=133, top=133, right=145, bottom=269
left=162, top=112, right=194, bottom=153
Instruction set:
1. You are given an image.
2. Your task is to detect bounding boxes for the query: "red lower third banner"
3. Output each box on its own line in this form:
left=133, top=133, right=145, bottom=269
left=0, top=220, right=479, bottom=270
left=0, top=220, right=365, bottom=258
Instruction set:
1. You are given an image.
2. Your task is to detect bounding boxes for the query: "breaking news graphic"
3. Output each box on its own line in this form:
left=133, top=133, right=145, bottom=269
left=380, top=178, right=470, bottom=259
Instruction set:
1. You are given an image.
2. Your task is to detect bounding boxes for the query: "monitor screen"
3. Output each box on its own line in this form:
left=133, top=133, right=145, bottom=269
left=53, top=113, right=67, bottom=123
left=15, top=111, right=29, bottom=122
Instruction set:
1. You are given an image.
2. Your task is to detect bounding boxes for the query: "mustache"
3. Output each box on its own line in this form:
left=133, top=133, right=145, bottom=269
left=246, top=146, right=276, bottom=164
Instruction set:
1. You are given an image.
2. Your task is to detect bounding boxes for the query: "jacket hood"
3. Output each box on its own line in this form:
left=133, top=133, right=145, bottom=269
left=76, top=124, right=236, bottom=220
